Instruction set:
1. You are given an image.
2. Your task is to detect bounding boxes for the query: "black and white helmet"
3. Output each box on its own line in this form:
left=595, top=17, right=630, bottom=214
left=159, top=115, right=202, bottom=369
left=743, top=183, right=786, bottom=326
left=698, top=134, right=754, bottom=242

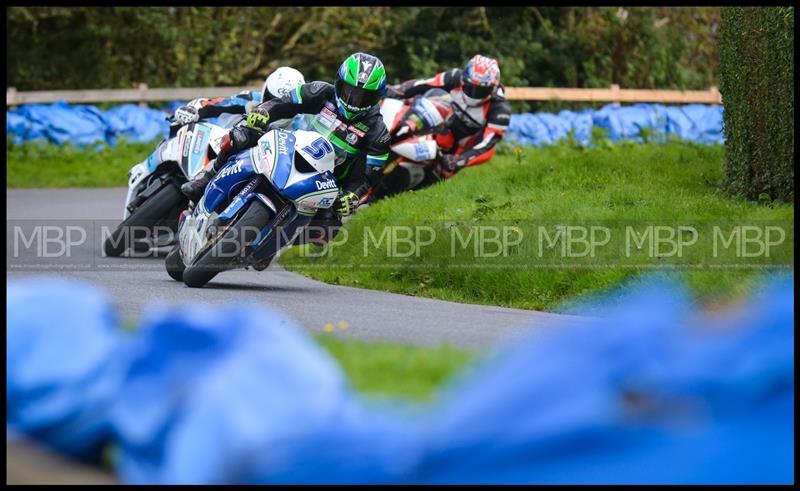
left=261, top=66, right=306, bottom=101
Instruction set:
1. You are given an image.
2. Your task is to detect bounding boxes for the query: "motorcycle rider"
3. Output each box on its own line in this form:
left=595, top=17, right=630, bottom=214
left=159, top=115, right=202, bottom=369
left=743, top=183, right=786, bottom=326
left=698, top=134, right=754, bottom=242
left=169, top=66, right=306, bottom=134
left=386, top=54, right=511, bottom=179
left=180, top=52, right=391, bottom=241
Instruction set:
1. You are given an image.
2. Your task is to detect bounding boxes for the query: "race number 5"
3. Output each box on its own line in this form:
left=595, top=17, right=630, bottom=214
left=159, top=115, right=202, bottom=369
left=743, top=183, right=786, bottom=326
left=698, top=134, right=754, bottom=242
left=302, top=137, right=334, bottom=160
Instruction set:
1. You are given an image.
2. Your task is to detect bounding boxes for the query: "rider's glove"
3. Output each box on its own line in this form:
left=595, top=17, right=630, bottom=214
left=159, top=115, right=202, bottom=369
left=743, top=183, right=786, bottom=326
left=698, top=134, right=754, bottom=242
left=385, top=84, right=404, bottom=99
left=173, top=105, right=199, bottom=125
left=246, top=107, right=271, bottom=132
left=333, top=190, right=360, bottom=216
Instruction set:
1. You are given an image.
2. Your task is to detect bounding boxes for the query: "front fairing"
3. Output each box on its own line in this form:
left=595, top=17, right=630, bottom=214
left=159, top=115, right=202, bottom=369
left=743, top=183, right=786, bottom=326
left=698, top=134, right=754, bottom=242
left=409, top=95, right=449, bottom=132
left=145, top=122, right=226, bottom=179
left=391, top=135, right=438, bottom=163
left=293, top=110, right=356, bottom=168
left=250, top=120, right=339, bottom=212
left=194, top=117, right=339, bottom=226
left=380, top=98, right=406, bottom=134
left=200, top=151, right=260, bottom=215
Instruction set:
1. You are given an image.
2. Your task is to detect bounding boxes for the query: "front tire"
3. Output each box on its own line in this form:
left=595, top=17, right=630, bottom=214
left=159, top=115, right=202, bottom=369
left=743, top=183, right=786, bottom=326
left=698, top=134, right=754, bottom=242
left=165, top=245, right=185, bottom=281
left=104, top=183, right=185, bottom=257
left=182, top=201, right=274, bottom=288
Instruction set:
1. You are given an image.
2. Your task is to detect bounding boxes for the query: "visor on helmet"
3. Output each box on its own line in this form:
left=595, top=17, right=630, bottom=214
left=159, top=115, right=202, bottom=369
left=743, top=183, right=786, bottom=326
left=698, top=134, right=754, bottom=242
left=335, top=79, right=382, bottom=114
left=462, top=81, right=494, bottom=100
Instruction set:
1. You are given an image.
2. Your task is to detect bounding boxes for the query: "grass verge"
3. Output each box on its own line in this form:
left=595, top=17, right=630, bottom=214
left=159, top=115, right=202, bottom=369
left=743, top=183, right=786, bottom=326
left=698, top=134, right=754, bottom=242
left=9, top=139, right=793, bottom=311
left=280, top=141, right=794, bottom=311
left=316, top=334, right=473, bottom=401
left=7, top=138, right=156, bottom=188
left=121, top=319, right=472, bottom=401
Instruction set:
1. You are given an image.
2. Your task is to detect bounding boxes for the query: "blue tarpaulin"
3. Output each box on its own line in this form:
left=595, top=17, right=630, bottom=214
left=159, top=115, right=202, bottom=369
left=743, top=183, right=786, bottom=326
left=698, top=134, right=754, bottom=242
left=6, top=274, right=793, bottom=484
left=507, top=103, right=724, bottom=146
left=6, top=101, right=180, bottom=146
left=6, top=100, right=725, bottom=147
left=6, top=280, right=126, bottom=458
left=103, top=104, right=174, bottom=144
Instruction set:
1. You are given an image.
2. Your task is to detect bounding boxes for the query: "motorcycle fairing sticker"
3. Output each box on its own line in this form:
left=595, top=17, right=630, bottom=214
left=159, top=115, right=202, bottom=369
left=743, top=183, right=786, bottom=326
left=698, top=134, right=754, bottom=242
left=267, top=129, right=296, bottom=191
left=187, top=124, right=212, bottom=177
left=282, top=171, right=337, bottom=203
left=200, top=154, right=257, bottom=214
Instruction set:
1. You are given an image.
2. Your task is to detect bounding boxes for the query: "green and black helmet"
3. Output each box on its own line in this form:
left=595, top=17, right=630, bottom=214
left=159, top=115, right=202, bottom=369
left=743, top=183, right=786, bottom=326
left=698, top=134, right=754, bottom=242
left=334, top=52, right=387, bottom=120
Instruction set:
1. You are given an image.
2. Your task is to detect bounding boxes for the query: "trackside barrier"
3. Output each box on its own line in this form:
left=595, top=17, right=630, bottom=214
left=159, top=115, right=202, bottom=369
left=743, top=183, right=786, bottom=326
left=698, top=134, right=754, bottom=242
left=6, top=85, right=722, bottom=106
left=6, top=100, right=724, bottom=147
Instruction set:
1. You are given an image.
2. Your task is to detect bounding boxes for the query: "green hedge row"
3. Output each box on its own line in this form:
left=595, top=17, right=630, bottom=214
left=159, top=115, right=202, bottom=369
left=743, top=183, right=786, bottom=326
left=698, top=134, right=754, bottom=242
left=720, top=7, right=794, bottom=202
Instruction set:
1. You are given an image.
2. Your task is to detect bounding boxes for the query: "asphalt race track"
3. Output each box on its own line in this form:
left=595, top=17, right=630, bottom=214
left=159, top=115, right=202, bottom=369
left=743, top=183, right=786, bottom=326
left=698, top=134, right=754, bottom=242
left=7, top=188, right=591, bottom=350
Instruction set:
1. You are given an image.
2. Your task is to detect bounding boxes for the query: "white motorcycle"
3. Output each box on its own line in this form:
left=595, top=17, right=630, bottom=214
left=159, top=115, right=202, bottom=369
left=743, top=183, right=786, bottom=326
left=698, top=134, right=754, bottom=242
left=103, top=115, right=238, bottom=257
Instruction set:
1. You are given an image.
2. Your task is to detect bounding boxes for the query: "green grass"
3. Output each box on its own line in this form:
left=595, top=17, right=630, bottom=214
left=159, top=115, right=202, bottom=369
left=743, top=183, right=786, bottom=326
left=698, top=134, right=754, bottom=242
left=280, top=141, right=794, bottom=311
left=7, top=138, right=156, bottom=188
left=121, top=319, right=472, bottom=400
left=8, top=138, right=794, bottom=312
left=315, top=334, right=473, bottom=401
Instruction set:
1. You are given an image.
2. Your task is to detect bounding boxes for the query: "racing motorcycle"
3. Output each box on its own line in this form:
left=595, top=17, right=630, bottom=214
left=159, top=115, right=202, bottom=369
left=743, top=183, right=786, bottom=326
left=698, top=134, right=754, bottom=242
left=102, top=114, right=239, bottom=257
left=165, top=115, right=339, bottom=288
left=369, top=88, right=454, bottom=200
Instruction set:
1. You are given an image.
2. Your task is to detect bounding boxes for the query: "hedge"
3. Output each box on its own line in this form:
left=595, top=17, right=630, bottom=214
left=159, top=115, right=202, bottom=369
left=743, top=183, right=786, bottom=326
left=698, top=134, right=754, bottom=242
left=719, top=7, right=794, bottom=202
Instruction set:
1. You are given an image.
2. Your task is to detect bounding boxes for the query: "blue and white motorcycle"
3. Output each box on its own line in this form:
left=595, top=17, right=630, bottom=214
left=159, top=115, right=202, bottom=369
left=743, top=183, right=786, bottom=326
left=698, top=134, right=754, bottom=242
left=103, top=115, right=237, bottom=257
left=165, top=116, right=339, bottom=288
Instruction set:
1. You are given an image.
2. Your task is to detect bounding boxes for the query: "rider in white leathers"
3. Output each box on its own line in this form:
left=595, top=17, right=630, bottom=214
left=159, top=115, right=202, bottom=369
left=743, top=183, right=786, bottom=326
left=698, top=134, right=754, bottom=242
left=170, top=66, right=306, bottom=132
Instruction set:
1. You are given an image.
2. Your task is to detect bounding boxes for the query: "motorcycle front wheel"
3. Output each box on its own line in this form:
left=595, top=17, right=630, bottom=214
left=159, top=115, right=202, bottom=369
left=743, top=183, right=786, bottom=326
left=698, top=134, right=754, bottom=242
left=164, top=244, right=185, bottom=281
left=182, top=200, right=274, bottom=288
left=103, top=183, right=185, bottom=257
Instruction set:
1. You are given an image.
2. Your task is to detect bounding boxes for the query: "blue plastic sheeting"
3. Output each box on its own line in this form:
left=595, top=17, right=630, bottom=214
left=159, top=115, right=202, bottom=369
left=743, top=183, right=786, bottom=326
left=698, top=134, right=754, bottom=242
left=103, top=104, right=173, bottom=144
left=506, top=103, right=724, bottom=147
left=6, top=100, right=180, bottom=146
left=7, top=102, right=116, bottom=146
left=6, top=279, right=126, bottom=458
left=417, top=276, right=793, bottom=484
left=6, top=274, right=793, bottom=484
left=7, top=100, right=724, bottom=148
left=107, top=303, right=418, bottom=484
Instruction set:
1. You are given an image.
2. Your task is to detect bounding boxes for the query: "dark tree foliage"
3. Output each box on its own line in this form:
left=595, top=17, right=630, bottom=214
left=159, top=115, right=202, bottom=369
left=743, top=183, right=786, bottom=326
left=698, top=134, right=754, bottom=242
left=8, top=6, right=719, bottom=104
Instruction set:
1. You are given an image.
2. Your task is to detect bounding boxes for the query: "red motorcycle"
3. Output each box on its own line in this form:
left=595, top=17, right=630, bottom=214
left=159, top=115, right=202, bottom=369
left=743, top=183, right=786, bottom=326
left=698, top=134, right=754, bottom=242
left=368, top=88, right=454, bottom=200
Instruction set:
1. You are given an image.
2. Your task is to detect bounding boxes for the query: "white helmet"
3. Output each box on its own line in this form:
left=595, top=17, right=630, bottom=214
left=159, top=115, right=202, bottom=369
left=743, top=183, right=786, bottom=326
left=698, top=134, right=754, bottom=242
left=262, top=66, right=306, bottom=101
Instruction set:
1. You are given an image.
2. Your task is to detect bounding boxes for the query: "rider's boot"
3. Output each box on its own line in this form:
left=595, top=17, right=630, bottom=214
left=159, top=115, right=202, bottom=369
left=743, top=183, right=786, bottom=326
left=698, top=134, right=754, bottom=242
left=180, top=169, right=214, bottom=202
left=181, top=125, right=261, bottom=202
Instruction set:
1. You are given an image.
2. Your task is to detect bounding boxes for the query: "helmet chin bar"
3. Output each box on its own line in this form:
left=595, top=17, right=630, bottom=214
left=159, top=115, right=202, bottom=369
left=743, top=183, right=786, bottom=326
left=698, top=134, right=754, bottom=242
left=336, top=97, right=366, bottom=120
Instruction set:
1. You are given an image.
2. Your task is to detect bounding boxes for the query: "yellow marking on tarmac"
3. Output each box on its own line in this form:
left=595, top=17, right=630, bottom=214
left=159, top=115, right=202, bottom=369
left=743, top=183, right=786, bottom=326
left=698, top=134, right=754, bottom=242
left=337, top=321, right=350, bottom=331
